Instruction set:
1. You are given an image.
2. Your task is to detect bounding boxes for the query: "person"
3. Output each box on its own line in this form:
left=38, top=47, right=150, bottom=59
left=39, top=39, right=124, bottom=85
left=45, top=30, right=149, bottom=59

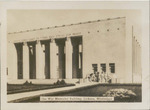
left=106, top=73, right=112, bottom=83
left=91, top=73, right=96, bottom=82
left=96, top=72, right=100, bottom=82
left=104, top=72, right=108, bottom=83
left=101, top=71, right=105, bottom=83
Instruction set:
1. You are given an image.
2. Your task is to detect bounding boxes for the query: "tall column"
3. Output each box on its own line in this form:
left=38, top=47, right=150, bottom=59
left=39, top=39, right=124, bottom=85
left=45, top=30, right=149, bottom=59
left=79, top=44, right=82, bottom=69
left=23, top=42, right=29, bottom=79
left=65, top=37, right=73, bottom=79
left=41, top=44, right=45, bottom=79
left=10, top=43, right=18, bottom=80
left=50, top=39, right=58, bottom=79
left=36, top=40, right=45, bottom=79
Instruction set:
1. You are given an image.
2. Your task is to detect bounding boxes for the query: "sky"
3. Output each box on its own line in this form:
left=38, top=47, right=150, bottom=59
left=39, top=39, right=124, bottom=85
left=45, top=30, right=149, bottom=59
left=7, top=10, right=141, bottom=41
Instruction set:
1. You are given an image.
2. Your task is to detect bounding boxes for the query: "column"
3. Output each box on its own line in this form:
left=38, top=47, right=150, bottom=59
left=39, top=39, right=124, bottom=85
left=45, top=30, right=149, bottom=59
left=23, top=42, right=29, bottom=79
left=78, top=44, right=82, bottom=78
left=11, top=43, right=18, bottom=80
left=50, top=39, right=58, bottom=79
left=36, top=40, right=45, bottom=79
left=79, top=44, right=82, bottom=70
left=41, top=44, right=45, bottom=79
left=65, top=37, right=73, bottom=79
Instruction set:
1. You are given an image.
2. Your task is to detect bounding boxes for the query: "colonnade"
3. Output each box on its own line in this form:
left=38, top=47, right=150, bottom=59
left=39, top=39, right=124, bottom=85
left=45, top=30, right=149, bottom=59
left=15, top=37, right=83, bottom=80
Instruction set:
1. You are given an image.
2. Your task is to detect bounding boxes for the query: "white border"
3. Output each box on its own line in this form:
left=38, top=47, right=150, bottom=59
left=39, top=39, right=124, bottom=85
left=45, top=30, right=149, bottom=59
left=0, top=1, right=149, bottom=110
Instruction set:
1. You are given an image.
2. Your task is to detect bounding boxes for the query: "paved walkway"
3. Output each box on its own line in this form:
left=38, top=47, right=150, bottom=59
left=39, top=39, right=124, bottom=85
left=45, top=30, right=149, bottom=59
left=7, top=82, right=100, bottom=102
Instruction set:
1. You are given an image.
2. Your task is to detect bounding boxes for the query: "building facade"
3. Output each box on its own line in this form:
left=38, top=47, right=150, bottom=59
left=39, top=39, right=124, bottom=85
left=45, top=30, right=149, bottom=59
left=7, top=17, right=142, bottom=84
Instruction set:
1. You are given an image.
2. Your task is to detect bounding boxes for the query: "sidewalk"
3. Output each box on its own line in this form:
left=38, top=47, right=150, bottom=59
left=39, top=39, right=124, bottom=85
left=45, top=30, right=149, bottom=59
left=7, top=82, right=99, bottom=102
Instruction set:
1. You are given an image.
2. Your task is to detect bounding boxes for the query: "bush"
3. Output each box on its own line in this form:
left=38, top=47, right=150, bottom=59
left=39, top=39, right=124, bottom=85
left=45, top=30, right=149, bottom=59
left=23, top=81, right=30, bottom=85
left=103, top=88, right=136, bottom=100
left=23, top=81, right=32, bottom=85
left=56, top=80, right=61, bottom=85
left=60, top=79, right=66, bottom=85
left=54, top=80, right=66, bottom=85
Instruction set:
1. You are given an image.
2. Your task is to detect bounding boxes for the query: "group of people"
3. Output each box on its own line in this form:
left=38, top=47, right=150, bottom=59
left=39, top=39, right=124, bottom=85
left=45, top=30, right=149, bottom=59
left=87, top=71, right=112, bottom=83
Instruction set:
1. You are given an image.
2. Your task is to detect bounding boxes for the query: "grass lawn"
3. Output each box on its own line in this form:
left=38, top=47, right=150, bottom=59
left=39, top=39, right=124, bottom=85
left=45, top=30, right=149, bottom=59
left=19, top=83, right=141, bottom=102
left=7, top=81, right=75, bottom=94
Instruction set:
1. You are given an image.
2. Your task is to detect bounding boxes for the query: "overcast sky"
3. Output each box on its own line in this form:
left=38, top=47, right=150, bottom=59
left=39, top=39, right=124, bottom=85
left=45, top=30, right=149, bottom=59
left=7, top=10, right=141, bottom=41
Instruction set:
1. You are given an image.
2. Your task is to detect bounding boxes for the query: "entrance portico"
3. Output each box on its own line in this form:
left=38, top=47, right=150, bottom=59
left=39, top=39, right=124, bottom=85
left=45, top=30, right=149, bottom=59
left=13, top=36, right=83, bottom=81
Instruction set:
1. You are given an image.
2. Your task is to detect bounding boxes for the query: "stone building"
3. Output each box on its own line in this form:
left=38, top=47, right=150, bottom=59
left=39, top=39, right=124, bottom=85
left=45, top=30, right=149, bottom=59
left=7, top=17, right=142, bottom=84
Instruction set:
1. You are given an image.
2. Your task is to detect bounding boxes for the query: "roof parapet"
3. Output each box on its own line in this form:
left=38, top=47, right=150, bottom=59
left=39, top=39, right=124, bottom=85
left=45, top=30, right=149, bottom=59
left=8, top=17, right=125, bottom=35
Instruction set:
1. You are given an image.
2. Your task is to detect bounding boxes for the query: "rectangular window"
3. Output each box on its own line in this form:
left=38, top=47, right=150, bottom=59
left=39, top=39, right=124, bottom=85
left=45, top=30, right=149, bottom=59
left=92, top=64, right=98, bottom=73
left=109, top=63, right=115, bottom=73
left=101, top=64, right=106, bottom=72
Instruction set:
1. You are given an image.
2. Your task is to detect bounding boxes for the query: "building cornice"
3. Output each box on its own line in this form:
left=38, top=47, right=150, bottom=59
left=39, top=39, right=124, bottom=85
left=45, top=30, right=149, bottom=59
left=8, top=17, right=125, bottom=35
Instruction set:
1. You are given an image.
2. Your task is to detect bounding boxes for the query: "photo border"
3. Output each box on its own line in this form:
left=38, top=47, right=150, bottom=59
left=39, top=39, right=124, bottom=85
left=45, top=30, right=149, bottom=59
left=0, top=1, right=149, bottom=110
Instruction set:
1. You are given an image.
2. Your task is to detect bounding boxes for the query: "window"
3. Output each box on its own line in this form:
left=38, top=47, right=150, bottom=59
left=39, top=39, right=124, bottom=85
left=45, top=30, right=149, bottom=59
left=109, top=63, right=115, bottom=73
left=101, top=64, right=106, bottom=72
left=92, top=64, right=98, bottom=73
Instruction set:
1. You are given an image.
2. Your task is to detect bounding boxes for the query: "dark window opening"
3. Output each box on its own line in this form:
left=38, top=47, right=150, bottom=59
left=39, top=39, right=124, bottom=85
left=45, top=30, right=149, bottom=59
left=109, top=63, right=115, bottom=73
left=92, top=64, right=98, bottom=74
left=101, top=64, right=106, bottom=73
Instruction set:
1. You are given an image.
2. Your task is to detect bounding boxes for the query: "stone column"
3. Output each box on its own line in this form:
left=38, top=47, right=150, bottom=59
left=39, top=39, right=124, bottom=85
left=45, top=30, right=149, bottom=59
left=41, top=44, right=45, bottom=79
left=50, top=38, right=58, bottom=79
left=65, top=37, right=73, bottom=79
left=10, top=43, right=18, bottom=80
left=23, top=42, right=29, bottom=79
left=36, top=40, right=45, bottom=79
left=79, top=44, right=82, bottom=69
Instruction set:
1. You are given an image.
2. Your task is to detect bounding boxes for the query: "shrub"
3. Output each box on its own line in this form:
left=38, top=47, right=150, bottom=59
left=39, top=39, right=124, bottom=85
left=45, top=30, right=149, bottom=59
left=54, top=80, right=66, bottom=85
left=23, top=81, right=29, bottom=85
left=56, top=80, right=61, bottom=85
left=103, top=88, right=136, bottom=99
left=23, top=81, right=32, bottom=85
left=60, top=79, right=66, bottom=85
